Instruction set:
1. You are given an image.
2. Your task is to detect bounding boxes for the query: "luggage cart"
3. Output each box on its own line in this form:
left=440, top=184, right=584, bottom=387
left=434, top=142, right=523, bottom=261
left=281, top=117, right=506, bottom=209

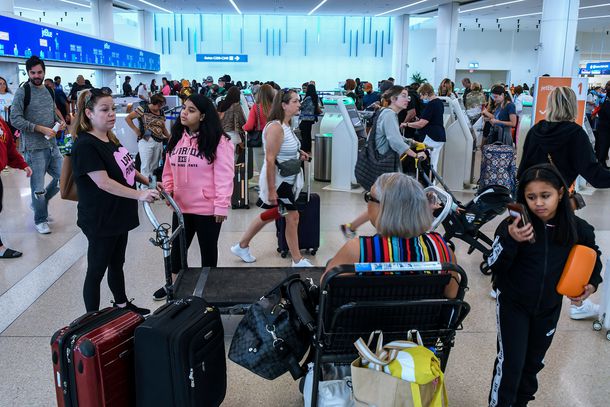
left=143, top=192, right=324, bottom=312
left=308, top=262, right=470, bottom=407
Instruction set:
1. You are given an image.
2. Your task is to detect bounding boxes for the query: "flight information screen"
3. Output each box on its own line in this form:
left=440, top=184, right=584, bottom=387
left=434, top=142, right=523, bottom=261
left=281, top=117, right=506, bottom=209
left=0, top=14, right=160, bottom=72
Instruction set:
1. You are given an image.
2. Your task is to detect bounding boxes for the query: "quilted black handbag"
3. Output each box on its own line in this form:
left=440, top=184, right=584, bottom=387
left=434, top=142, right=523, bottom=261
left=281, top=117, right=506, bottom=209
left=355, top=108, right=399, bottom=191
left=228, top=275, right=316, bottom=380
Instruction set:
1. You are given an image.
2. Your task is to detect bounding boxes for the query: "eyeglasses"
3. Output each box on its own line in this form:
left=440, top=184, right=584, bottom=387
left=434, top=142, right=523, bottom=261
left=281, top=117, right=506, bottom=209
left=364, top=191, right=380, bottom=204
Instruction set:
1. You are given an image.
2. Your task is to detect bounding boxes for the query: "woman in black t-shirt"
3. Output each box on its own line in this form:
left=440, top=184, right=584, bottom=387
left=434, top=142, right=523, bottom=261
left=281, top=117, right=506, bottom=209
left=403, top=83, right=446, bottom=169
left=71, top=88, right=160, bottom=315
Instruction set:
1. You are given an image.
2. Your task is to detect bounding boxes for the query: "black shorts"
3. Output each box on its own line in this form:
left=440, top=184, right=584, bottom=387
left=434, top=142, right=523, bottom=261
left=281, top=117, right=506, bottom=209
left=256, top=182, right=297, bottom=211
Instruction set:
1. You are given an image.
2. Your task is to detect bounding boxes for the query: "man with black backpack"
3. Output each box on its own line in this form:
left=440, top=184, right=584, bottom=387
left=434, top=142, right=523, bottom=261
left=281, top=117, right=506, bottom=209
left=9, top=56, right=65, bottom=234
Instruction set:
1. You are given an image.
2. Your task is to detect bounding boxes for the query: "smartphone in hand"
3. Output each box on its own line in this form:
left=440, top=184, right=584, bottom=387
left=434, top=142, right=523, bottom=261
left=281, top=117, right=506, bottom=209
left=507, top=202, right=536, bottom=243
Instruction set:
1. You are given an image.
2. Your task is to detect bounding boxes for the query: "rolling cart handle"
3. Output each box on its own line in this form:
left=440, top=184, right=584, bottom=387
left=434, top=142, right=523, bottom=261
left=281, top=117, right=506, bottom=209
left=143, top=191, right=188, bottom=301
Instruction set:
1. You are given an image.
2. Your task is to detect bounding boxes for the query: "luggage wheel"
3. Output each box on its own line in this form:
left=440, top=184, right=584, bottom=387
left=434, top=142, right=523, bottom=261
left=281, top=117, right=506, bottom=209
left=280, top=251, right=288, bottom=258
left=309, top=249, right=317, bottom=256
left=479, top=260, right=492, bottom=276
left=593, top=320, right=602, bottom=331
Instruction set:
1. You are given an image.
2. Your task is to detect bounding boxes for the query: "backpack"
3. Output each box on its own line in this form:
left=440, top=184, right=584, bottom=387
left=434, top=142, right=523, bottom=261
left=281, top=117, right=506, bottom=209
left=7, top=81, right=55, bottom=133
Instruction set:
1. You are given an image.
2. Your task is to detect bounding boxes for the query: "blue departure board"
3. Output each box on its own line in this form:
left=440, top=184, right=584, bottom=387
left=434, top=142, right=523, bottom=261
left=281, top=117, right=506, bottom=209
left=0, top=14, right=160, bottom=72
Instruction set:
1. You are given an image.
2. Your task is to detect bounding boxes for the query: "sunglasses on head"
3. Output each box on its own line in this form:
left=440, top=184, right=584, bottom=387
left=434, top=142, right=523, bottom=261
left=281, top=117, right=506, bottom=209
left=364, top=191, right=380, bottom=204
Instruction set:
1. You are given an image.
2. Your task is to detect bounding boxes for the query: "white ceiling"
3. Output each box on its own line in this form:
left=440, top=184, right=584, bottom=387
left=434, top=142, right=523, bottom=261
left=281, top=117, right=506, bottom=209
left=9, top=0, right=610, bottom=32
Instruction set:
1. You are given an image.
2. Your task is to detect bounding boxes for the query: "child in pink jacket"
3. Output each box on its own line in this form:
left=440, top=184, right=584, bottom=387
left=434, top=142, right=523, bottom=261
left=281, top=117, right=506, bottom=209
left=153, top=94, right=234, bottom=301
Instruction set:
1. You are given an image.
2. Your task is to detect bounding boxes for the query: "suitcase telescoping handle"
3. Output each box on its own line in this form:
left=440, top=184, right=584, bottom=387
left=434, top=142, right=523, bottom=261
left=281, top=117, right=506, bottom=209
left=143, top=190, right=188, bottom=302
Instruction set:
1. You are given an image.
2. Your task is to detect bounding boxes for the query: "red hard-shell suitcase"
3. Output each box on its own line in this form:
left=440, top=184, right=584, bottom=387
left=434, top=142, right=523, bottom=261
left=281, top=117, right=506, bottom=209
left=51, top=307, right=144, bottom=407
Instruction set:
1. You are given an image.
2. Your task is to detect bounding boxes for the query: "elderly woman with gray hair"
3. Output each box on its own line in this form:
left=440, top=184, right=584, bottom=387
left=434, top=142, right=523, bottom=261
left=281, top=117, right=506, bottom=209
left=326, top=172, right=460, bottom=298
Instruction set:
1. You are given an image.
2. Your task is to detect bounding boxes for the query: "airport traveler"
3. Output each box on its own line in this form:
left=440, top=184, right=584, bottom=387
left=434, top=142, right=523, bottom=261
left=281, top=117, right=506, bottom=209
left=344, top=78, right=362, bottom=110
left=230, top=89, right=313, bottom=267
left=465, top=82, right=486, bottom=110
left=595, top=81, right=610, bottom=169
left=161, top=77, right=171, bottom=96
left=404, top=83, right=446, bottom=170
left=328, top=172, right=460, bottom=298
left=397, top=89, right=419, bottom=139
left=461, top=77, right=472, bottom=106
left=244, top=83, right=273, bottom=134
left=137, top=83, right=150, bottom=102
left=9, top=56, right=65, bottom=235
left=340, top=86, right=426, bottom=239
left=298, top=83, right=321, bottom=154
left=122, top=76, right=133, bottom=97
left=149, top=79, right=158, bottom=94
left=71, top=88, right=159, bottom=315
left=512, top=85, right=525, bottom=115
left=152, top=94, right=234, bottom=301
left=0, top=116, right=32, bottom=258
left=362, top=82, right=380, bottom=109
left=517, top=86, right=610, bottom=319
left=218, top=86, right=246, bottom=149
left=482, top=85, right=517, bottom=145
left=53, top=76, right=63, bottom=92
left=68, top=74, right=92, bottom=114
left=125, top=94, right=170, bottom=185
left=438, top=78, right=457, bottom=98
left=487, top=163, right=602, bottom=407
left=45, top=79, right=70, bottom=125
left=0, top=76, right=13, bottom=121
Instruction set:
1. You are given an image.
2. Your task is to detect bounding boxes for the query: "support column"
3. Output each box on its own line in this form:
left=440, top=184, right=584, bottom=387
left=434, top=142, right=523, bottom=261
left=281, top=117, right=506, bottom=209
left=91, top=0, right=116, bottom=91
left=537, top=0, right=580, bottom=77
left=138, top=10, right=155, bottom=51
left=0, top=0, right=13, bottom=14
left=434, top=2, right=459, bottom=87
left=391, top=15, right=410, bottom=85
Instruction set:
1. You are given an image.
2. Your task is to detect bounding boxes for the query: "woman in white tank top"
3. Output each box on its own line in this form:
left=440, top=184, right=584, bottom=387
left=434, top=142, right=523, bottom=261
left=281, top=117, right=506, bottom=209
left=230, top=90, right=313, bottom=267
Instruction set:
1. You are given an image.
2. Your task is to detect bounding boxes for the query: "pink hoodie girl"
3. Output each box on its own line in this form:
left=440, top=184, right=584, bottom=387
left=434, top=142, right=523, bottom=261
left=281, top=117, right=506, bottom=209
left=162, top=130, right=235, bottom=216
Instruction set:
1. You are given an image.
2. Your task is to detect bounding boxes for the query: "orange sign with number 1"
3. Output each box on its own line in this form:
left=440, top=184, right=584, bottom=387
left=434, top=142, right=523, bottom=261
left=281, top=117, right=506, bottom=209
left=533, top=76, right=588, bottom=126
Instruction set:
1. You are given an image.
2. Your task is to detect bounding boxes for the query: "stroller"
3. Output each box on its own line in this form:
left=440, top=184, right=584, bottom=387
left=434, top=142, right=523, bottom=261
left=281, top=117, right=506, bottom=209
left=417, top=160, right=512, bottom=275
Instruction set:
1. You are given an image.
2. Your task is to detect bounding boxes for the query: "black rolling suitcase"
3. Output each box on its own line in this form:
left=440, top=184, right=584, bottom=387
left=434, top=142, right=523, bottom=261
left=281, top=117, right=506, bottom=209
left=276, top=161, right=320, bottom=257
left=232, top=135, right=251, bottom=209
left=134, top=296, right=226, bottom=407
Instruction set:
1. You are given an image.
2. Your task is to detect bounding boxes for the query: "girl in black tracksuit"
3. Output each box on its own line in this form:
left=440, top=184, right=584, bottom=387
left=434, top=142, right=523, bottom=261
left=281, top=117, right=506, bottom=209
left=487, top=164, right=602, bottom=407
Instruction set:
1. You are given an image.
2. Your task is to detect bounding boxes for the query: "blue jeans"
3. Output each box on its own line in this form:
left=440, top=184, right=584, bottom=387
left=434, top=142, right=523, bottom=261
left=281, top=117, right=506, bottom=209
left=24, top=145, right=63, bottom=225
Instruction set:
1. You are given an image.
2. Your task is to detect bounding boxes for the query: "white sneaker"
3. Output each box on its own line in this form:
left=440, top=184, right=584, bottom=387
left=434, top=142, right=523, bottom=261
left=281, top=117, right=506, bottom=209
left=292, top=258, right=313, bottom=267
left=490, top=289, right=497, bottom=299
left=230, top=243, right=256, bottom=263
left=35, top=222, right=51, bottom=234
left=570, top=299, right=600, bottom=320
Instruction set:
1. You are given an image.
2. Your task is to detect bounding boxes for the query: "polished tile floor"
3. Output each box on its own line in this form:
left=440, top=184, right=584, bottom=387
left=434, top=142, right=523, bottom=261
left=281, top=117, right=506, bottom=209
left=1, top=167, right=609, bottom=406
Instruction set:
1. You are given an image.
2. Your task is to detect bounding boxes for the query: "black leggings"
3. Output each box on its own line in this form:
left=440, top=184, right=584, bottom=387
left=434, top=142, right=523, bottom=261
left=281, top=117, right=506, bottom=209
left=170, top=213, right=223, bottom=275
left=299, top=120, right=314, bottom=153
left=83, top=233, right=129, bottom=312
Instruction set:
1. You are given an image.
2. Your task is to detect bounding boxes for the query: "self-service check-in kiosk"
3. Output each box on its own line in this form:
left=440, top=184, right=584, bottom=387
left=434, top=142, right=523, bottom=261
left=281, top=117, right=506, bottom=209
left=437, top=96, right=476, bottom=190
left=318, top=96, right=366, bottom=191
left=240, top=89, right=253, bottom=119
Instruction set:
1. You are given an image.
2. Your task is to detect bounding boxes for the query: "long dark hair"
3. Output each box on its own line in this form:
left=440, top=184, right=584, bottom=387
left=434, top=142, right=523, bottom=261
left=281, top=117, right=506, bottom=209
left=267, top=89, right=297, bottom=123
left=217, top=86, right=241, bottom=113
left=518, top=163, right=577, bottom=246
left=167, top=94, right=227, bottom=164
left=305, top=83, right=318, bottom=107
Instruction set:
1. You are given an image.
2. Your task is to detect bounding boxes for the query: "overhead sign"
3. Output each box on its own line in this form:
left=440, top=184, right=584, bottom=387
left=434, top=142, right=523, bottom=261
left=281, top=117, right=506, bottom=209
left=196, top=54, right=248, bottom=63
left=0, top=14, right=160, bottom=72
left=533, top=76, right=587, bottom=126
left=586, top=62, right=610, bottom=71
left=468, top=62, right=479, bottom=69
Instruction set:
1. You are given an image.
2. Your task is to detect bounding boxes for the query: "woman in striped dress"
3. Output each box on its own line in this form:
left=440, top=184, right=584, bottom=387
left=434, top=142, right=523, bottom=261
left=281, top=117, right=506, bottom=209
left=231, top=89, right=313, bottom=267
left=326, top=172, right=460, bottom=298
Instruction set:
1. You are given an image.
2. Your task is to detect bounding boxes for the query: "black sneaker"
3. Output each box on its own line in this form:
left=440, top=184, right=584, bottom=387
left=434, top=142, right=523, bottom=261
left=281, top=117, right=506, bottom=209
left=153, top=286, right=168, bottom=302
left=114, top=300, right=151, bottom=317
